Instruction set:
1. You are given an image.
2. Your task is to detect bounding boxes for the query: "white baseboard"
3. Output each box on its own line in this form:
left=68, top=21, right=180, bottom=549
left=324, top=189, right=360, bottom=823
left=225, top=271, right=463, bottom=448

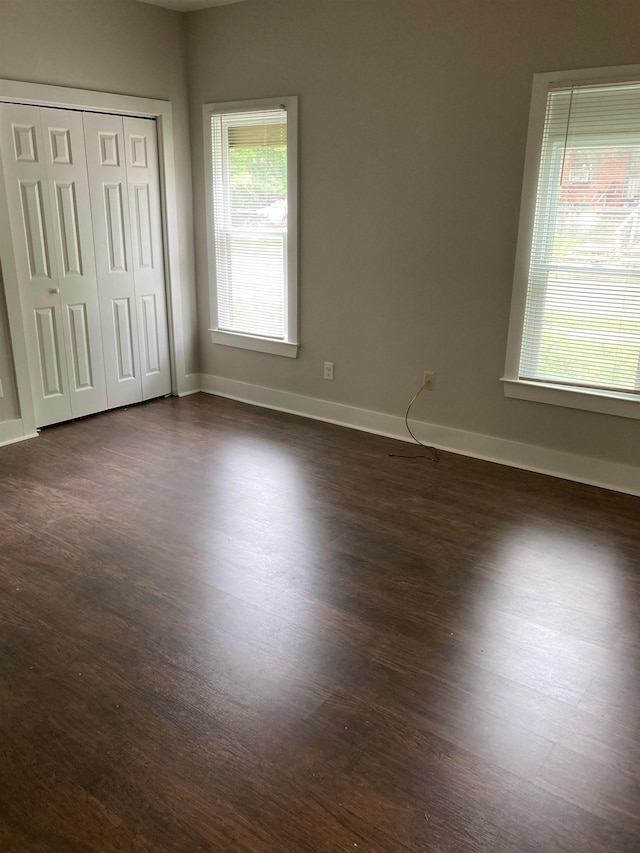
left=199, top=374, right=640, bottom=498
left=177, top=373, right=202, bottom=397
left=0, top=418, right=38, bottom=448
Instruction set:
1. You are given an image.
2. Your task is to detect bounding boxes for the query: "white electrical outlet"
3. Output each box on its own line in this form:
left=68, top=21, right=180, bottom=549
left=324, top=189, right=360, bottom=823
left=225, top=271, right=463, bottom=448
left=423, top=371, right=435, bottom=390
left=0, top=377, right=3, bottom=398
left=323, top=361, right=334, bottom=380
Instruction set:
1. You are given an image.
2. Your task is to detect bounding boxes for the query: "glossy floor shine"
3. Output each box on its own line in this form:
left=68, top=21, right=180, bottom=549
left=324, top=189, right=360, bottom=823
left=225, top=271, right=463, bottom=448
left=1, top=394, right=640, bottom=852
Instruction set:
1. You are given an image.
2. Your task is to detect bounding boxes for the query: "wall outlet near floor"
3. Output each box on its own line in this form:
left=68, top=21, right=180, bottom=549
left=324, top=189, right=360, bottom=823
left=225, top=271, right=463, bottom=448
left=323, top=361, right=334, bottom=380
left=423, top=371, right=436, bottom=390
left=0, top=377, right=3, bottom=398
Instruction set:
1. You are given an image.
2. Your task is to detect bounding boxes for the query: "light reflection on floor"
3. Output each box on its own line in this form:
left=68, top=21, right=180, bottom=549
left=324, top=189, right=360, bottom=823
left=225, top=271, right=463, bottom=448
left=455, top=519, right=639, bottom=803
left=192, top=435, right=326, bottom=712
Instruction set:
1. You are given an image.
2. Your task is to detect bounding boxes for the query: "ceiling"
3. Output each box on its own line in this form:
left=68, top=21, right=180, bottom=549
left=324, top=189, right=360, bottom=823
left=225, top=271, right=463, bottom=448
left=136, top=0, right=247, bottom=10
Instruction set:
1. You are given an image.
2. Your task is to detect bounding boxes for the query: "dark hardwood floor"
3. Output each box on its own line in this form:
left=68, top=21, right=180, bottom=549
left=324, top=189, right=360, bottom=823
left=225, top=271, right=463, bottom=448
left=1, top=393, right=639, bottom=852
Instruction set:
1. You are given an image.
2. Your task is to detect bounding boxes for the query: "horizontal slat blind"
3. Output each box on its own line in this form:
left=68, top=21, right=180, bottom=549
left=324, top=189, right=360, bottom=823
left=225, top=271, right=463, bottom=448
left=520, top=81, right=640, bottom=393
left=211, top=108, right=287, bottom=339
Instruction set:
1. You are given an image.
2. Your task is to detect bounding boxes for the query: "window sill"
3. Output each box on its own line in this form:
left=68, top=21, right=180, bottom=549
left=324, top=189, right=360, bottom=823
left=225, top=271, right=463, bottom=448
left=501, top=378, right=640, bottom=420
left=210, top=329, right=299, bottom=358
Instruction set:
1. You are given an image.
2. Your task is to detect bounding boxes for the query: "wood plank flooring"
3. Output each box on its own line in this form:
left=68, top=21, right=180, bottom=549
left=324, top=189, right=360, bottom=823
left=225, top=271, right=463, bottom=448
left=1, top=393, right=639, bottom=852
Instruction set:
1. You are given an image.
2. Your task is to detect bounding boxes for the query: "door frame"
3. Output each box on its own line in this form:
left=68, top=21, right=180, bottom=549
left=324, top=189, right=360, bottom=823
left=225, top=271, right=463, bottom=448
left=0, top=78, right=190, bottom=438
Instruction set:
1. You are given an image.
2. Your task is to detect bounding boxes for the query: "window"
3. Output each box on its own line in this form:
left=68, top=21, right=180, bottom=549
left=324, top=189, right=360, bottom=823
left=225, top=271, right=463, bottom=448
left=504, top=67, right=640, bottom=419
left=204, top=97, right=298, bottom=357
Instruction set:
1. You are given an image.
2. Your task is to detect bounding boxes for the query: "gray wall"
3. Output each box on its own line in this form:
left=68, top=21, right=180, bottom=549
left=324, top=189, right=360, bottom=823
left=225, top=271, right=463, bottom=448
left=2, top=0, right=639, bottom=472
left=0, top=264, right=18, bottom=422
left=0, top=0, right=199, bottom=426
left=187, top=0, right=640, bottom=468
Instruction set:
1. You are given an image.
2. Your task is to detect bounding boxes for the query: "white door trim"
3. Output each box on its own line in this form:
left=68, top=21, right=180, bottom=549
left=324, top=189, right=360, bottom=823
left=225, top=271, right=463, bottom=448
left=0, top=78, right=189, bottom=438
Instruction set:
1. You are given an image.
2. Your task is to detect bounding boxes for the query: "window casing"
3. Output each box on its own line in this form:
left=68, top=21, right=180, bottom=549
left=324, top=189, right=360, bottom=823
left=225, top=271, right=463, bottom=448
left=204, top=97, right=298, bottom=357
left=504, top=66, right=640, bottom=419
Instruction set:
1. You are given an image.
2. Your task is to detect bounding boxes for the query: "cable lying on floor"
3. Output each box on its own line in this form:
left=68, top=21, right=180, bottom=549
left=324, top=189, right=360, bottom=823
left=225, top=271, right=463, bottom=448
left=389, top=381, right=439, bottom=462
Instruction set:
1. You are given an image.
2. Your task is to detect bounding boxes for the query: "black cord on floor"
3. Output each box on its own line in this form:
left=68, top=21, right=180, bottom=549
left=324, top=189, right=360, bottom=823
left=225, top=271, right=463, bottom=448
left=389, top=383, right=439, bottom=462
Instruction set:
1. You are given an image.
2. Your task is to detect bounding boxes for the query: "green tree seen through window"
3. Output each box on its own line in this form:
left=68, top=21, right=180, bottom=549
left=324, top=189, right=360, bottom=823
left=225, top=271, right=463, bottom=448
left=229, top=145, right=287, bottom=214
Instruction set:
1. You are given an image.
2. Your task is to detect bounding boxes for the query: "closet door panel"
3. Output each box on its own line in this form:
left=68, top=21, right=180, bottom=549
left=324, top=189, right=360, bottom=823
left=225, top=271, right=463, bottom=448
left=83, top=112, right=143, bottom=408
left=0, top=103, right=71, bottom=426
left=41, top=108, right=108, bottom=418
left=124, top=117, right=171, bottom=400
left=34, top=305, right=65, bottom=397
left=2, top=106, right=172, bottom=425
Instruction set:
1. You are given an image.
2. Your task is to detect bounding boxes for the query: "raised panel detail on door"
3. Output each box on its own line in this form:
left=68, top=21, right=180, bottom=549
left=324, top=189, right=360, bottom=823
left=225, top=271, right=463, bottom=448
left=55, top=182, right=82, bottom=276
left=49, top=128, right=72, bottom=164
left=34, top=306, right=63, bottom=397
left=19, top=180, right=51, bottom=280
left=99, top=132, right=120, bottom=167
left=141, top=294, right=160, bottom=375
left=133, top=184, right=153, bottom=269
left=113, top=298, right=135, bottom=381
left=130, top=135, right=147, bottom=168
left=67, top=304, right=93, bottom=391
left=124, top=116, right=171, bottom=400
left=84, top=111, right=142, bottom=409
left=13, top=124, right=37, bottom=162
left=103, top=183, right=127, bottom=272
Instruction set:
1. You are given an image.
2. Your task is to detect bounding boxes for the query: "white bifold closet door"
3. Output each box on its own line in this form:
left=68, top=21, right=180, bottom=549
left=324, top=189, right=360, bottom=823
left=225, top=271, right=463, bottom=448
left=83, top=112, right=171, bottom=408
left=0, top=103, right=171, bottom=428
left=0, top=103, right=108, bottom=426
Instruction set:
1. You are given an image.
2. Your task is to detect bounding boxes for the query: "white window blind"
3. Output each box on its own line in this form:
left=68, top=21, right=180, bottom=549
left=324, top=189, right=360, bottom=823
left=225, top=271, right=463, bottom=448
left=520, top=80, right=640, bottom=395
left=210, top=107, right=288, bottom=340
